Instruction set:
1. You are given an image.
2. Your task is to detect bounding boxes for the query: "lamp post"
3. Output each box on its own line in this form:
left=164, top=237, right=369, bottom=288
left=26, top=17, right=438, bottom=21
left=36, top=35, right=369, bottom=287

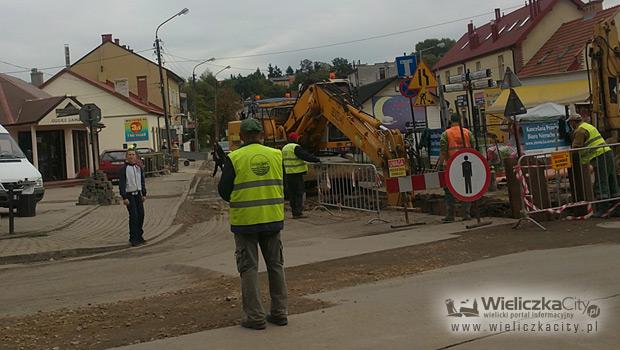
left=155, top=7, right=189, bottom=158
left=418, top=42, right=446, bottom=63
left=192, top=57, right=215, bottom=152
left=213, top=65, right=231, bottom=141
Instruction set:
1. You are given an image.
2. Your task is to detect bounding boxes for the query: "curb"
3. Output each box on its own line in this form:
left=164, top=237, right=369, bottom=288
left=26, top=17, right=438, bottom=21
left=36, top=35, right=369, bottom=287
left=0, top=205, right=100, bottom=238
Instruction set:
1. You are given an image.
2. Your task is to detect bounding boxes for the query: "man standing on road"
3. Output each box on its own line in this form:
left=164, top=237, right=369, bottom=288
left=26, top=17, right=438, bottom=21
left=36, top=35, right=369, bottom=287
left=439, top=114, right=475, bottom=222
left=211, top=141, right=226, bottom=177
left=218, top=118, right=288, bottom=330
left=282, top=132, right=320, bottom=219
left=567, top=114, right=619, bottom=215
left=119, top=148, right=147, bottom=247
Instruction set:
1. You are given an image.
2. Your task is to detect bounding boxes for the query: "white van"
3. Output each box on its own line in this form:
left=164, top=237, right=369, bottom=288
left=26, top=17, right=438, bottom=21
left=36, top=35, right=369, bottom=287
left=0, top=124, right=44, bottom=213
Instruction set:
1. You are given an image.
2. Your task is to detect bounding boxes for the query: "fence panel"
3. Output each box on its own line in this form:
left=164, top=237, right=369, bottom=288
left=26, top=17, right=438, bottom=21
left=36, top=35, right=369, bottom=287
left=311, top=162, right=386, bottom=223
left=142, top=152, right=165, bottom=176
left=514, top=142, right=620, bottom=230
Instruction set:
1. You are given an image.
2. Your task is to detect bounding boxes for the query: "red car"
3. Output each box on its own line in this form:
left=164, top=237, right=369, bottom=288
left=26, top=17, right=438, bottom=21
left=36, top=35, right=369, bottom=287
left=99, top=150, right=127, bottom=180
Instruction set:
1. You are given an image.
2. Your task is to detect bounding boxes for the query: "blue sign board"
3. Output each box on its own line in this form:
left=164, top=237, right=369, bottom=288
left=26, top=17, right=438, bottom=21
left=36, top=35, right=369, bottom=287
left=395, top=55, right=418, bottom=78
left=399, top=79, right=417, bottom=98
left=522, top=122, right=569, bottom=152
left=429, top=129, right=443, bottom=161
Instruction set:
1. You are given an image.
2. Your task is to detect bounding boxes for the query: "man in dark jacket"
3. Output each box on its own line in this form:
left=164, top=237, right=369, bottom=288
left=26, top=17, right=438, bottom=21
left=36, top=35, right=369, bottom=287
left=282, top=132, right=320, bottom=218
left=119, top=149, right=147, bottom=246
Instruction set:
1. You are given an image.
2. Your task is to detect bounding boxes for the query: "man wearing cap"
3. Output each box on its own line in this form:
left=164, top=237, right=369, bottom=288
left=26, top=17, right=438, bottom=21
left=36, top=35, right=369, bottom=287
left=567, top=114, right=618, bottom=209
left=438, top=114, right=475, bottom=222
left=282, top=132, right=320, bottom=219
left=218, top=118, right=288, bottom=330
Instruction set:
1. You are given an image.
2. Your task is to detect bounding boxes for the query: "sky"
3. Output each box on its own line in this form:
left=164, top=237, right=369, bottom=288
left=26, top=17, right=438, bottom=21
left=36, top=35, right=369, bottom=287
left=3, top=0, right=620, bottom=83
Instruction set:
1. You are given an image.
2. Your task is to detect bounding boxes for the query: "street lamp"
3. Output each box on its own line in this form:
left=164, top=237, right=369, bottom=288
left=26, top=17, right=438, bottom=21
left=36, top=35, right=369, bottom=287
left=192, top=57, right=215, bottom=152
left=155, top=7, right=189, bottom=157
left=213, top=65, right=231, bottom=141
left=418, top=42, right=446, bottom=63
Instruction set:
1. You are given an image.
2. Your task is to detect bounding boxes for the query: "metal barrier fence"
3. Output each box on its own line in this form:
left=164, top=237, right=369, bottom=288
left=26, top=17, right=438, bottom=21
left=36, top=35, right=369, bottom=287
left=514, top=143, right=620, bottom=230
left=311, top=162, right=387, bottom=224
left=142, top=152, right=166, bottom=176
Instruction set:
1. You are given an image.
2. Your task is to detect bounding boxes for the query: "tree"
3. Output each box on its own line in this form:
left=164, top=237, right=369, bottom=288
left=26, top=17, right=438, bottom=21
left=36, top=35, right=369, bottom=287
left=286, top=65, right=294, bottom=75
left=299, top=59, right=314, bottom=73
left=413, top=38, right=456, bottom=68
left=332, top=57, right=354, bottom=78
left=267, top=63, right=275, bottom=78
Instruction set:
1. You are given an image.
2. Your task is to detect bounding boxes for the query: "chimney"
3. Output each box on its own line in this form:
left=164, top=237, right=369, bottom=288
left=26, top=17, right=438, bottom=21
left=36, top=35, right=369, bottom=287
left=491, top=21, right=499, bottom=41
left=30, top=68, right=44, bottom=87
left=101, top=34, right=113, bottom=43
left=114, top=38, right=120, bottom=45
left=584, top=0, right=604, bottom=16
left=468, top=21, right=474, bottom=34
left=64, top=44, right=70, bottom=68
left=495, top=8, right=501, bottom=22
left=529, top=0, right=534, bottom=17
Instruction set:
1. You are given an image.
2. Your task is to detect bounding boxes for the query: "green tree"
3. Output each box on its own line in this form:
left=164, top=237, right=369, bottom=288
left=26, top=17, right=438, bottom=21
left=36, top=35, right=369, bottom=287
left=413, top=37, right=456, bottom=68
left=285, top=65, right=294, bottom=75
left=332, top=57, right=354, bottom=78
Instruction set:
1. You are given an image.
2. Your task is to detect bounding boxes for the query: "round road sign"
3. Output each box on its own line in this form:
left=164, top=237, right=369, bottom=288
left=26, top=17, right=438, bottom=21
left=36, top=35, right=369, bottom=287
left=445, top=148, right=490, bottom=202
left=399, top=79, right=418, bottom=98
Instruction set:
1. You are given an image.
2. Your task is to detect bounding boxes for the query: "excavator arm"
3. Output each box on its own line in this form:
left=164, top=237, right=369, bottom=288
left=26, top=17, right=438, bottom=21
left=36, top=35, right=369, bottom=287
left=281, top=82, right=408, bottom=171
left=590, top=18, right=620, bottom=135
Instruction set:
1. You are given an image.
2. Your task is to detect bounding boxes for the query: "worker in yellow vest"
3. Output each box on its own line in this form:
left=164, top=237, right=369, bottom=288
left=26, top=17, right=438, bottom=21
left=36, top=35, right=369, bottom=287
left=282, top=132, right=320, bottom=219
left=218, top=118, right=288, bottom=330
left=567, top=114, right=618, bottom=213
left=439, top=114, right=476, bottom=222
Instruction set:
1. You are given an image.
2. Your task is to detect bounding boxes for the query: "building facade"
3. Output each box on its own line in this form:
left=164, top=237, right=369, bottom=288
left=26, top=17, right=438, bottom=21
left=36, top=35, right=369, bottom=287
left=69, top=34, right=185, bottom=125
left=349, top=61, right=397, bottom=87
left=434, top=0, right=586, bottom=114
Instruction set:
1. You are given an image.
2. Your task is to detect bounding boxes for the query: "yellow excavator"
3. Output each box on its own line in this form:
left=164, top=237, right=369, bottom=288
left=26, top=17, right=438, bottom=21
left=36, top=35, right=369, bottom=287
left=590, top=17, right=620, bottom=141
left=227, top=81, right=408, bottom=173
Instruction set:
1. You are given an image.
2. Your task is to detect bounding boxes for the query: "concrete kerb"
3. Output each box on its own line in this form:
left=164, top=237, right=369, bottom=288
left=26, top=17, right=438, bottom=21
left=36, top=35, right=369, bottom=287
left=0, top=170, right=200, bottom=266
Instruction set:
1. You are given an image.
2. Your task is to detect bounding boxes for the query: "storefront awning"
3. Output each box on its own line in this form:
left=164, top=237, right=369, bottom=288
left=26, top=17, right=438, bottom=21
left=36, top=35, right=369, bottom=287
left=486, top=80, right=590, bottom=114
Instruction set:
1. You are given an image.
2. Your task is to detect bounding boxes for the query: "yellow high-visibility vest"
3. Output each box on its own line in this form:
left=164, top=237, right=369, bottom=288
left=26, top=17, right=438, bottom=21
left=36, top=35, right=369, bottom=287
left=228, top=143, right=284, bottom=226
left=577, top=122, right=611, bottom=164
left=282, top=143, right=308, bottom=174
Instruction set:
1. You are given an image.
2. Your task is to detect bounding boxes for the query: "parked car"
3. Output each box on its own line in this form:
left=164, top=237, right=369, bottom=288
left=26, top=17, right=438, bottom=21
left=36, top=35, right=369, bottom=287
left=135, top=147, right=155, bottom=155
left=0, top=124, right=44, bottom=215
left=218, top=141, right=230, bottom=154
left=99, top=149, right=127, bottom=180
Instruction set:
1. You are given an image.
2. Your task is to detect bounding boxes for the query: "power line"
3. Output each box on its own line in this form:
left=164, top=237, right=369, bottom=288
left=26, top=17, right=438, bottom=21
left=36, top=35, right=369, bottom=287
left=0, top=48, right=153, bottom=75
left=169, top=4, right=522, bottom=63
left=0, top=59, right=30, bottom=70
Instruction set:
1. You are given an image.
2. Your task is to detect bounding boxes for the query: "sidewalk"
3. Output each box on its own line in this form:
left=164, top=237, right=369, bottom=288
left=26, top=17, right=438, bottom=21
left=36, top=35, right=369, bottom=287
left=0, top=162, right=204, bottom=264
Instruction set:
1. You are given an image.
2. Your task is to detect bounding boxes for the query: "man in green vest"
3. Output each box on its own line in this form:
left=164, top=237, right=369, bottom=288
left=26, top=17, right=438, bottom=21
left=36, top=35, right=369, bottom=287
left=568, top=114, right=618, bottom=213
left=218, top=118, right=288, bottom=330
left=282, top=132, right=320, bottom=219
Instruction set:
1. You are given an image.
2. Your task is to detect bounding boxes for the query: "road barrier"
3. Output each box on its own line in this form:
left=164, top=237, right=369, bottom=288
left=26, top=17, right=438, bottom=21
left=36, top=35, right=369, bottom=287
left=513, top=143, right=620, bottom=230
left=311, top=162, right=387, bottom=224
left=142, top=153, right=166, bottom=176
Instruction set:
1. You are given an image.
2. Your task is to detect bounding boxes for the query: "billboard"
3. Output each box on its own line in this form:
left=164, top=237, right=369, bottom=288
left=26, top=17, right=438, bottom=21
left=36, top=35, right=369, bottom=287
left=372, top=96, right=427, bottom=132
left=125, top=118, right=149, bottom=142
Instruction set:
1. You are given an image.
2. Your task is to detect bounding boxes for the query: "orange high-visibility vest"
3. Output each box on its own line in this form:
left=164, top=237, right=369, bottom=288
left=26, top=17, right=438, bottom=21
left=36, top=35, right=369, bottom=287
left=447, top=126, right=472, bottom=157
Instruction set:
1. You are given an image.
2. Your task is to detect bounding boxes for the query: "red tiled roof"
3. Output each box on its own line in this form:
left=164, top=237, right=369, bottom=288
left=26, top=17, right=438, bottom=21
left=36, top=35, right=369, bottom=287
left=434, top=0, right=584, bottom=70
left=0, top=73, right=55, bottom=125
left=519, top=6, right=620, bottom=78
left=42, top=69, right=164, bottom=116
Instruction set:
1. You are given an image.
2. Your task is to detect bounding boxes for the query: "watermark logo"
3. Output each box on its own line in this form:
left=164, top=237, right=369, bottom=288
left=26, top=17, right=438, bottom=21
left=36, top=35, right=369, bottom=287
left=444, top=294, right=603, bottom=335
left=446, top=298, right=479, bottom=317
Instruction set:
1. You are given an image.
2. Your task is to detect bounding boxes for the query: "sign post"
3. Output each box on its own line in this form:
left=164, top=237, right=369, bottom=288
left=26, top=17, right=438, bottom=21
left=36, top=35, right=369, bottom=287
left=445, top=149, right=493, bottom=229
left=79, top=103, right=102, bottom=175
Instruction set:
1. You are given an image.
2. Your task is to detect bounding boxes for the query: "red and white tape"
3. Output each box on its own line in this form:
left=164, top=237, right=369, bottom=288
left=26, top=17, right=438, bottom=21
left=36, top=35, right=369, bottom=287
left=514, top=164, right=594, bottom=221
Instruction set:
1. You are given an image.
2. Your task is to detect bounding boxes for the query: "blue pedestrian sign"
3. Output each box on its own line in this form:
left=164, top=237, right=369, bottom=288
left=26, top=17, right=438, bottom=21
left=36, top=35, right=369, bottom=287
left=395, top=55, right=418, bottom=78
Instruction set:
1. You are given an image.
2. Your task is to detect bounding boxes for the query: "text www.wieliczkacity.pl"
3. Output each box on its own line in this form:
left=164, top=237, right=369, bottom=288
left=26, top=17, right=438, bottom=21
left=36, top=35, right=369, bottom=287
left=449, top=321, right=599, bottom=334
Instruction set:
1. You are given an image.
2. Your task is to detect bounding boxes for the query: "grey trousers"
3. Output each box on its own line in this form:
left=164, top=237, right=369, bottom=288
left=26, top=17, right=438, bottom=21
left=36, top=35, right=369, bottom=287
left=234, top=231, right=288, bottom=324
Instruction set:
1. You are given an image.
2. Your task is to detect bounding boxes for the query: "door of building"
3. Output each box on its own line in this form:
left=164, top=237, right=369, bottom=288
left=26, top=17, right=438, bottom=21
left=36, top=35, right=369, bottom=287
left=37, top=130, right=66, bottom=181
left=72, top=130, right=89, bottom=176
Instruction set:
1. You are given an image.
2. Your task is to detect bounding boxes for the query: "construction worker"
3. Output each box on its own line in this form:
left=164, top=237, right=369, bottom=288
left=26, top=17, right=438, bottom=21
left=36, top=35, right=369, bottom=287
left=218, top=118, right=288, bottom=330
left=282, top=132, right=320, bottom=219
left=567, top=114, right=618, bottom=214
left=439, top=114, right=475, bottom=222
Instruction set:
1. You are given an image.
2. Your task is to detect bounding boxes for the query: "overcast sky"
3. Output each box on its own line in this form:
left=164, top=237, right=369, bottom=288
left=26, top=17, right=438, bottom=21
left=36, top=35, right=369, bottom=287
left=3, top=0, right=620, bottom=83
